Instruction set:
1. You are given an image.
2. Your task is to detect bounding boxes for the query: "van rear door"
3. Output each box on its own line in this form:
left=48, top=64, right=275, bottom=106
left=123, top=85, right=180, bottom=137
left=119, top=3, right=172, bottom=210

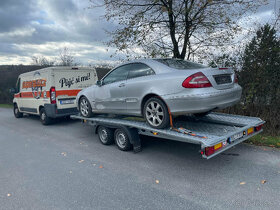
left=53, top=69, right=97, bottom=110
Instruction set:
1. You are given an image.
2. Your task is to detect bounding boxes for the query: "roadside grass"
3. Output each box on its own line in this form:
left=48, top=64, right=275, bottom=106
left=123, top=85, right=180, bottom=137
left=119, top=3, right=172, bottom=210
left=0, top=104, right=12, bottom=108
left=246, top=134, right=280, bottom=148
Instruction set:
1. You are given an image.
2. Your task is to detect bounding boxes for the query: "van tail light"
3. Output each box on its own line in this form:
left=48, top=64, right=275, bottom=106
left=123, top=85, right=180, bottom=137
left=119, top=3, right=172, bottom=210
left=182, top=72, right=212, bottom=88
left=234, top=74, right=238, bottom=83
left=50, top=86, right=56, bottom=104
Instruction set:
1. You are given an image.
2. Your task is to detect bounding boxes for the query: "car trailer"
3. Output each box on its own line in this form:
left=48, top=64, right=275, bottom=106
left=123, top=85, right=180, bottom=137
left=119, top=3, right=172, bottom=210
left=71, top=112, right=265, bottom=159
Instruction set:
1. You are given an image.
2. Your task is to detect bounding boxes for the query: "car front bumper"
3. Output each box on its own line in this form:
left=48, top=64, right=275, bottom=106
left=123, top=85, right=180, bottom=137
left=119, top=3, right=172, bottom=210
left=162, top=85, right=242, bottom=116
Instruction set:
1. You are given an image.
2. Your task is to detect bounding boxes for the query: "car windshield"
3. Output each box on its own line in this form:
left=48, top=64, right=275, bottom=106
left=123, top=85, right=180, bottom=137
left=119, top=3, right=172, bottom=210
left=155, top=59, right=207, bottom=70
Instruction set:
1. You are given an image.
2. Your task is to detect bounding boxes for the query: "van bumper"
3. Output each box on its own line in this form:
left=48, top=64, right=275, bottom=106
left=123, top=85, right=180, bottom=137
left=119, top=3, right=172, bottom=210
left=44, top=104, right=78, bottom=118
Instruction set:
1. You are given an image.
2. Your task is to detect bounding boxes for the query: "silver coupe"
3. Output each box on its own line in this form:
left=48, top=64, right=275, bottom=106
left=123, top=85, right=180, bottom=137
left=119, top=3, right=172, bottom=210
left=76, top=59, right=242, bottom=128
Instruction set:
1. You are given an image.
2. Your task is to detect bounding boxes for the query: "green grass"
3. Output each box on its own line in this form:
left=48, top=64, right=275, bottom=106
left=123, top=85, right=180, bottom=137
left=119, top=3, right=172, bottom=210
left=0, top=104, right=13, bottom=108
left=246, top=134, right=280, bottom=148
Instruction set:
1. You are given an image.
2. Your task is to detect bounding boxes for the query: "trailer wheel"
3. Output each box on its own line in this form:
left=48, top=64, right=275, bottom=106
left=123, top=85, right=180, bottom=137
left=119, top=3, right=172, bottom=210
left=13, top=104, right=23, bottom=118
left=114, top=129, right=132, bottom=151
left=40, top=108, right=52, bottom=125
left=97, top=126, right=114, bottom=145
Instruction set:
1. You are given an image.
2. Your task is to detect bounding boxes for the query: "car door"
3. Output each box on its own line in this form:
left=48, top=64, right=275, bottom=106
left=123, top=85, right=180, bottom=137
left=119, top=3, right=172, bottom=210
left=94, top=64, right=130, bottom=113
left=124, top=63, right=155, bottom=115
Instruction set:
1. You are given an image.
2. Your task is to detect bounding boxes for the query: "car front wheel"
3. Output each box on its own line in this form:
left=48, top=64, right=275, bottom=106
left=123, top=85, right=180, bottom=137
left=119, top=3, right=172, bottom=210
left=79, top=96, right=93, bottom=118
left=143, top=97, right=170, bottom=129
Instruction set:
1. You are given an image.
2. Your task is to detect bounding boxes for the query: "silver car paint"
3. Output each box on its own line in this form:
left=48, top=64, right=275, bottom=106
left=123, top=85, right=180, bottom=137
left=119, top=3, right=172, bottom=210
left=77, top=59, right=242, bottom=116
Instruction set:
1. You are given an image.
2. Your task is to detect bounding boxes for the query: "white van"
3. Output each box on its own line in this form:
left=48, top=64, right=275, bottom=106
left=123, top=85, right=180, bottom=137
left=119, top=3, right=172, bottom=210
left=13, top=66, right=97, bottom=125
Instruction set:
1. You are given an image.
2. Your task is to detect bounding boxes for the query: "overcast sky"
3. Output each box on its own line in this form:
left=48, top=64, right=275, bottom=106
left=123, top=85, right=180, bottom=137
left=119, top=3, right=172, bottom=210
left=0, top=0, right=278, bottom=66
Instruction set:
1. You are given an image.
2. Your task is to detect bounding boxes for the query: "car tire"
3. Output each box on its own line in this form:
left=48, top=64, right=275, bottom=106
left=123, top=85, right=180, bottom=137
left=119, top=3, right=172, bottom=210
left=13, top=104, right=23, bottom=118
left=79, top=96, right=93, bottom=118
left=114, top=128, right=132, bottom=151
left=97, top=126, right=114, bottom=145
left=143, top=97, right=170, bottom=129
left=40, top=108, right=52, bottom=125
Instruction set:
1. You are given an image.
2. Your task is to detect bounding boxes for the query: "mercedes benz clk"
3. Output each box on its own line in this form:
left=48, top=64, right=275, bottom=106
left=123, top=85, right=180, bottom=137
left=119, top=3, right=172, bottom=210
left=76, top=58, right=242, bottom=129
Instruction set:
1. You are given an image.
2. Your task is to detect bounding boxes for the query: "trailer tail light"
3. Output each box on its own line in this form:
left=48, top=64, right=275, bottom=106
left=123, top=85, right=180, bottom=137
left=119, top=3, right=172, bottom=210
left=182, top=72, right=212, bottom=88
left=204, top=146, right=215, bottom=156
left=50, top=86, right=56, bottom=104
left=255, top=124, right=263, bottom=132
left=219, top=67, right=228, bottom=70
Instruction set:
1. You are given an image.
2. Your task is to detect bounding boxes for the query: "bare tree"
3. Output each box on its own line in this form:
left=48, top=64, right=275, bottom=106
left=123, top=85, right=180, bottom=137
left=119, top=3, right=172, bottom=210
left=31, top=56, right=54, bottom=66
left=59, top=47, right=75, bottom=66
left=90, top=0, right=266, bottom=60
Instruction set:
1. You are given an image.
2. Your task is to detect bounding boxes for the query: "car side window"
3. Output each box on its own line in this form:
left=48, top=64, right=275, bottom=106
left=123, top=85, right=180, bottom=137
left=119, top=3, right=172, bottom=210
left=127, top=63, right=155, bottom=79
left=103, top=65, right=130, bottom=85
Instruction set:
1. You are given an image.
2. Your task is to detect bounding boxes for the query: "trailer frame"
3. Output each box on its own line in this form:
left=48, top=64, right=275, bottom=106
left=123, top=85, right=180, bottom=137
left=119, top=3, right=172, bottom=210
left=71, top=112, right=264, bottom=159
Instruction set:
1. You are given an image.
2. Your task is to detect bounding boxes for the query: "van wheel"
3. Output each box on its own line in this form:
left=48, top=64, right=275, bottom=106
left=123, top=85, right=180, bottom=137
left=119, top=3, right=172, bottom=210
left=79, top=97, right=93, bottom=118
left=13, top=104, right=23, bottom=118
left=97, top=126, right=114, bottom=145
left=40, top=108, right=52, bottom=125
left=114, top=129, right=132, bottom=151
left=143, top=97, right=170, bottom=129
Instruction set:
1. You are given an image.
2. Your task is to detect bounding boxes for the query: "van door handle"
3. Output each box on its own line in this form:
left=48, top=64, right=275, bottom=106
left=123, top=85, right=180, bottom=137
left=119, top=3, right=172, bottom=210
left=119, top=83, right=125, bottom=87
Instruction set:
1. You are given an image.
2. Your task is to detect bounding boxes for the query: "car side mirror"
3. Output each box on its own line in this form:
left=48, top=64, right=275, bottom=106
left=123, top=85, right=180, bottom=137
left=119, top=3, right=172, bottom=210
left=96, top=80, right=103, bottom=86
left=9, top=88, right=16, bottom=94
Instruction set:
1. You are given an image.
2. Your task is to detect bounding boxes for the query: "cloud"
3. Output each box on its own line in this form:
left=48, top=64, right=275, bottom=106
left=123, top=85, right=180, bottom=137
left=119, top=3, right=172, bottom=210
left=0, top=0, right=278, bottom=65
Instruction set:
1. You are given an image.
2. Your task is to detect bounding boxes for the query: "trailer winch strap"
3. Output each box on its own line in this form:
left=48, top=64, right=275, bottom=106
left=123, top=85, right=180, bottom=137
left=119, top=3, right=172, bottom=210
left=168, top=108, right=207, bottom=139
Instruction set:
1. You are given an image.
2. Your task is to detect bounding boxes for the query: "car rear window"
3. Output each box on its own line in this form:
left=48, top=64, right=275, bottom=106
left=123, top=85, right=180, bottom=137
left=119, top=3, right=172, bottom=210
left=155, top=59, right=207, bottom=69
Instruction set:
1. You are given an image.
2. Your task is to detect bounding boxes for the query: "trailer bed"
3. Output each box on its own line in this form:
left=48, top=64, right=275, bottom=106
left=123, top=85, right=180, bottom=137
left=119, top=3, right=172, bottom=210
left=71, top=112, right=264, bottom=159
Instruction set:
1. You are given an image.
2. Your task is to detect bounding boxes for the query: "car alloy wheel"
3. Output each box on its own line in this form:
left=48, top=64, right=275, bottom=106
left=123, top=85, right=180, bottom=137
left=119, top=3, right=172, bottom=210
left=80, top=98, right=89, bottom=117
left=145, top=101, right=164, bottom=127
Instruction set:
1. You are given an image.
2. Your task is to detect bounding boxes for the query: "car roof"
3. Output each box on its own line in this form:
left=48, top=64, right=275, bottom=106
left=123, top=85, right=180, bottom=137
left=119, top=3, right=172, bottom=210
left=115, top=58, right=174, bottom=74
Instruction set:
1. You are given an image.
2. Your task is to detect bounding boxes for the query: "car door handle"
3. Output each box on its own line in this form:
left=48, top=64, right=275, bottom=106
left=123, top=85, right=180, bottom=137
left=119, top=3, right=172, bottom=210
left=118, top=83, right=125, bottom=87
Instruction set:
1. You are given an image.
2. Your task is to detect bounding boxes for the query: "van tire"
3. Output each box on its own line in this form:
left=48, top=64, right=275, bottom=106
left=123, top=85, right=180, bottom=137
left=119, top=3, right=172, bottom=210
left=79, top=97, right=93, bottom=118
left=13, top=104, right=23, bottom=118
left=40, top=108, right=52, bottom=125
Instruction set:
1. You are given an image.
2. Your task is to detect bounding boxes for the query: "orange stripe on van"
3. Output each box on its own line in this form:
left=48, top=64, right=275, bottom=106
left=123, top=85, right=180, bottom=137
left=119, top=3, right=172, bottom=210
left=14, top=89, right=81, bottom=98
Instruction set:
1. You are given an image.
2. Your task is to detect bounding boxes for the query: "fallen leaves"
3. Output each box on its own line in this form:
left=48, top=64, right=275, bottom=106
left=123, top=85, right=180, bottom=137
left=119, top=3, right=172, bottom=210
left=99, top=165, right=103, bottom=169
left=155, top=180, right=159, bottom=184
left=7, top=193, right=11, bottom=197
left=61, top=152, right=67, bottom=157
left=78, top=160, right=84, bottom=163
left=261, top=180, right=267, bottom=184
left=240, top=182, right=246, bottom=185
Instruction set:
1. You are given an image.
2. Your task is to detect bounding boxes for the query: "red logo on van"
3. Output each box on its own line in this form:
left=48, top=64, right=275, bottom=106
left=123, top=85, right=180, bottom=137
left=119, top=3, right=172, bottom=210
left=22, top=72, right=47, bottom=99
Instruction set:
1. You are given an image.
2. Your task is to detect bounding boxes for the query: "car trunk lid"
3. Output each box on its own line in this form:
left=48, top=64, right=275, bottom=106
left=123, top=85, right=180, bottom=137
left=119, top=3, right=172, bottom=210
left=200, top=67, right=235, bottom=90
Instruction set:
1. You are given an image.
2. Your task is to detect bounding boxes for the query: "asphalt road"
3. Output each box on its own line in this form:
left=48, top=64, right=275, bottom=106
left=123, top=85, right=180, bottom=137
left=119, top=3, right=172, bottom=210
left=0, top=108, right=279, bottom=210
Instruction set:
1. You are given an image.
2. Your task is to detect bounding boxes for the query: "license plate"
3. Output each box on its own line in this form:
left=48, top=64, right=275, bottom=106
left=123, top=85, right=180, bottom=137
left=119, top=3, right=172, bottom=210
left=232, top=132, right=243, bottom=141
left=60, top=99, right=75, bottom=105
